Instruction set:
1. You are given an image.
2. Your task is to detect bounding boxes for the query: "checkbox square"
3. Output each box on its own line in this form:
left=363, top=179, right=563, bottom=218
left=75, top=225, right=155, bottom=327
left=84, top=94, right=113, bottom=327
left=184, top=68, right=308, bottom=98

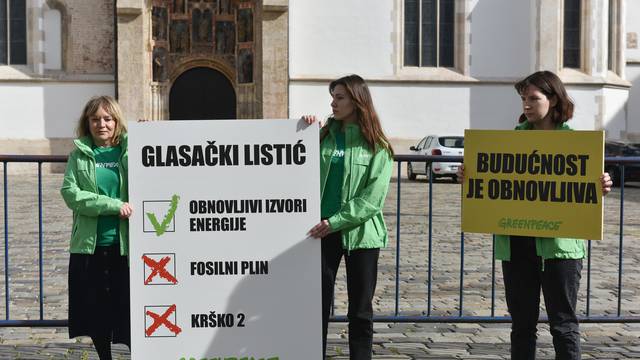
left=144, top=304, right=181, bottom=338
left=142, top=253, right=178, bottom=286
left=143, top=200, right=176, bottom=234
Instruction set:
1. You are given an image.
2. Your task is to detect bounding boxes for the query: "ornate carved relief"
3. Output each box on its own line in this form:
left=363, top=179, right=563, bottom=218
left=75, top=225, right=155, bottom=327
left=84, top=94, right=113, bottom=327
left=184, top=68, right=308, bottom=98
left=192, top=8, right=212, bottom=43
left=151, top=0, right=258, bottom=119
left=152, top=47, right=168, bottom=81
left=174, top=0, right=186, bottom=14
left=170, top=20, right=190, bottom=53
left=215, top=21, right=235, bottom=54
left=152, top=7, right=168, bottom=40
left=238, top=46, right=252, bottom=83
left=237, top=5, right=253, bottom=42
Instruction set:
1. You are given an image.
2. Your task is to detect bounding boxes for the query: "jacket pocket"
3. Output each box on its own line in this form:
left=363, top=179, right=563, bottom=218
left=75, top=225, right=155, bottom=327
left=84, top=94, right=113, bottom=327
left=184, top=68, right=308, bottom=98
left=353, top=153, right=372, bottom=166
left=352, top=155, right=371, bottom=188
left=76, top=161, right=93, bottom=188
left=71, top=218, right=78, bottom=238
left=352, top=219, right=384, bottom=249
left=76, top=160, right=89, bottom=171
left=70, top=214, right=96, bottom=253
left=371, top=217, right=382, bottom=237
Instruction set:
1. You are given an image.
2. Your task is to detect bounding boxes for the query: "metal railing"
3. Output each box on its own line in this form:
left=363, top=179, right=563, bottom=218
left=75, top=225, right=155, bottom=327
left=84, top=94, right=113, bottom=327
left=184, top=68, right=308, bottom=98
left=1, top=154, right=640, bottom=327
left=333, top=155, right=640, bottom=324
left=1, top=155, right=67, bottom=327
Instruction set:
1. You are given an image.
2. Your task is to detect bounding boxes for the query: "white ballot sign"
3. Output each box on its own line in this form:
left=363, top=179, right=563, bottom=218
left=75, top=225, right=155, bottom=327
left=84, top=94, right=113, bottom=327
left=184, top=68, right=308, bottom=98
left=128, top=120, right=322, bottom=359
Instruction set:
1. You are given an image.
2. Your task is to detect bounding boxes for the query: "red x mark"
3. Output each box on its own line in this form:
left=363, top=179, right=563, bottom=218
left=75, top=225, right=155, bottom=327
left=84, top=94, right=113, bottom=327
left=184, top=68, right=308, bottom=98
left=142, top=254, right=178, bottom=285
left=146, top=304, right=182, bottom=336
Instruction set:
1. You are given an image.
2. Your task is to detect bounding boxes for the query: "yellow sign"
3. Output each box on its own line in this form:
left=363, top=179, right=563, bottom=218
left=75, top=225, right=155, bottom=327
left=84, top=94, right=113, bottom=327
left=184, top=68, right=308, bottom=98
left=461, top=129, right=604, bottom=240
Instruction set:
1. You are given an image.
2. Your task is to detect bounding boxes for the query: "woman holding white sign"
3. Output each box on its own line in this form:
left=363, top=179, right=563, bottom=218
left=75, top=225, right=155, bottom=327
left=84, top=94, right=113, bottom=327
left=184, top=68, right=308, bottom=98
left=304, top=74, right=394, bottom=360
left=61, top=96, right=132, bottom=360
left=458, top=71, right=612, bottom=360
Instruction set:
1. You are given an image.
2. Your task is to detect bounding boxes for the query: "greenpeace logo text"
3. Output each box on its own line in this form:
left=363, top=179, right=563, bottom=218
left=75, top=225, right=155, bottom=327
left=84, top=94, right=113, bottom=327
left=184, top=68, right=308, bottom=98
left=498, top=218, right=562, bottom=231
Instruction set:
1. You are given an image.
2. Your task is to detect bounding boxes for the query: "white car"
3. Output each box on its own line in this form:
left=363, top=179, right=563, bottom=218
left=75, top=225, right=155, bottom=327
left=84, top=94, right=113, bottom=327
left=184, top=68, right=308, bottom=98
left=407, top=135, right=464, bottom=181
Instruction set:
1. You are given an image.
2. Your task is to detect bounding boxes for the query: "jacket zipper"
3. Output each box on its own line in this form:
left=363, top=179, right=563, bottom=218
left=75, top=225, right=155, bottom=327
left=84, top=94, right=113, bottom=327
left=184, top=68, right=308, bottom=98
left=90, top=154, right=99, bottom=254
left=344, top=128, right=352, bottom=254
left=118, top=149, right=125, bottom=256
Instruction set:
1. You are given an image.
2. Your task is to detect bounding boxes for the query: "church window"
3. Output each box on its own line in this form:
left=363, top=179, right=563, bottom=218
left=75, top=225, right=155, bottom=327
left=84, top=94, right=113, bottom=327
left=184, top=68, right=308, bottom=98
left=404, top=0, right=454, bottom=67
left=563, top=0, right=581, bottom=69
left=0, top=0, right=27, bottom=65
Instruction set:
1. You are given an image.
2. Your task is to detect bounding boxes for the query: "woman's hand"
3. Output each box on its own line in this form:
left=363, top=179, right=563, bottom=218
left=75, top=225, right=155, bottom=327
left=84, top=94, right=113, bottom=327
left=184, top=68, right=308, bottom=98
left=456, top=164, right=465, bottom=184
left=308, top=220, right=331, bottom=239
left=601, top=172, right=613, bottom=196
left=119, top=202, right=133, bottom=219
left=301, top=115, right=323, bottom=127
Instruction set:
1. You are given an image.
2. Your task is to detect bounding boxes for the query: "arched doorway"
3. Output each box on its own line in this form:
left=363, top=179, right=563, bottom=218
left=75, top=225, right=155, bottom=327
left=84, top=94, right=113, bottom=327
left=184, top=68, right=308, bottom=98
left=169, top=67, right=236, bottom=120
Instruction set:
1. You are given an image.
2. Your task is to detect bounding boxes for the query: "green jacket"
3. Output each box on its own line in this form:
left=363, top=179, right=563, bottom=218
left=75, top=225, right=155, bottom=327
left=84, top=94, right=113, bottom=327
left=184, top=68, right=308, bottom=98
left=494, top=121, right=586, bottom=261
left=321, top=120, right=393, bottom=251
left=60, top=134, right=129, bottom=255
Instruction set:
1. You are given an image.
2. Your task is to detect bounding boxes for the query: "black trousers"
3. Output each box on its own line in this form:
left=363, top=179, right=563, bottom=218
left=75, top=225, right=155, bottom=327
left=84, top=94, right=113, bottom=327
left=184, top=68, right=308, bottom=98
left=502, top=236, right=582, bottom=360
left=321, top=231, right=380, bottom=360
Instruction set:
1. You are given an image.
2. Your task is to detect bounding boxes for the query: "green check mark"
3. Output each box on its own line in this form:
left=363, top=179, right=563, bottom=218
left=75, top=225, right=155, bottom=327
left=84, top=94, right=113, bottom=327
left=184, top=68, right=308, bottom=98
left=146, top=194, right=180, bottom=236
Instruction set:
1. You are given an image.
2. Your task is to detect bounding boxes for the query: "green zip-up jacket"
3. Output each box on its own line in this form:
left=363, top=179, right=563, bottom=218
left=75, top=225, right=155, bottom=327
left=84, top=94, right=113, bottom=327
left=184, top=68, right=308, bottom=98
left=321, top=120, right=393, bottom=251
left=494, top=121, right=586, bottom=261
left=60, top=134, right=129, bottom=255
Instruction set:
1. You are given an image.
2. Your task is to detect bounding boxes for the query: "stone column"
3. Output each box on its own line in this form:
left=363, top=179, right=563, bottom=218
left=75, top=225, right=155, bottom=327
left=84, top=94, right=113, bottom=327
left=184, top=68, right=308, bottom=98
left=116, top=0, right=151, bottom=122
left=150, top=82, right=167, bottom=120
left=261, top=0, right=289, bottom=118
left=537, top=0, right=563, bottom=72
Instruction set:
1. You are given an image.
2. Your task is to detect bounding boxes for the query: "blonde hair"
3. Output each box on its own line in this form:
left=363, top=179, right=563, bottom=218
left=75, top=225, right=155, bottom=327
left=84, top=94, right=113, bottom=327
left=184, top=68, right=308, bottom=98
left=75, top=96, right=127, bottom=144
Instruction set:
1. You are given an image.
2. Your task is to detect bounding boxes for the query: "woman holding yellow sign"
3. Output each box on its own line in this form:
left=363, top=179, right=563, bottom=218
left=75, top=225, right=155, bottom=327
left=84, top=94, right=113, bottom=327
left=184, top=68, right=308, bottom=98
left=458, top=71, right=612, bottom=360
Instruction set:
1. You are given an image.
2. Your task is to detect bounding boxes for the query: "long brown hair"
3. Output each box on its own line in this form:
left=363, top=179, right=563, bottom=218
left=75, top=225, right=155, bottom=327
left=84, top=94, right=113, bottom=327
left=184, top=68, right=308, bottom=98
left=322, top=74, right=394, bottom=155
left=75, top=96, right=127, bottom=145
left=514, top=71, right=574, bottom=124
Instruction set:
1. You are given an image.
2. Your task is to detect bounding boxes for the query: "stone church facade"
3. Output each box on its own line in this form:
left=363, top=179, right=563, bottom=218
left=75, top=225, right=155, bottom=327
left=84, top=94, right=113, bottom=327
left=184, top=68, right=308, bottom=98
left=117, top=0, right=288, bottom=123
left=0, top=0, right=288, bottom=155
left=2, top=0, right=640, bottom=157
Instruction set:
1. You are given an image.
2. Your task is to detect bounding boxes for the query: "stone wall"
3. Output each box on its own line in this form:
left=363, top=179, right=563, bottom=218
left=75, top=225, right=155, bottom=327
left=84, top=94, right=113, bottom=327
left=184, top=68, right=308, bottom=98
left=63, top=0, right=115, bottom=74
left=116, top=1, right=148, bottom=123
left=261, top=3, right=288, bottom=119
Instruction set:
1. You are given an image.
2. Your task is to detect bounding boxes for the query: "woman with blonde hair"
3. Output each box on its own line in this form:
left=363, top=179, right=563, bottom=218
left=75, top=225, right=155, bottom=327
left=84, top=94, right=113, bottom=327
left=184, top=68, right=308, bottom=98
left=61, top=95, right=132, bottom=360
left=305, top=74, right=394, bottom=359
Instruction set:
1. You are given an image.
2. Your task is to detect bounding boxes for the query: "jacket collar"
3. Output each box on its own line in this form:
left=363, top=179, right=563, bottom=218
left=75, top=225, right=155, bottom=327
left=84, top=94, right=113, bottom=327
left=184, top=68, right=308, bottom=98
left=327, top=118, right=361, bottom=135
left=74, top=133, right=128, bottom=157
left=73, top=136, right=94, bottom=157
left=516, top=120, right=571, bottom=131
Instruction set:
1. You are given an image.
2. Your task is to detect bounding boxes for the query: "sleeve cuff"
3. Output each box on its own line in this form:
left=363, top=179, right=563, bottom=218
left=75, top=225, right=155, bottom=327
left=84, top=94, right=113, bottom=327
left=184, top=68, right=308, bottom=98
left=327, top=214, right=345, bottom=232
left=110, top=199, right=125, bottom=213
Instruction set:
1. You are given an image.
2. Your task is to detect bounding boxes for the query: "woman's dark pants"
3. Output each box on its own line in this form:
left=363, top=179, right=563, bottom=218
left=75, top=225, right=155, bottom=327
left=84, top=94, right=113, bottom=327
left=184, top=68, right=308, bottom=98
left=502, top=237, right=582, bottom=360
left=321, top=231, right=379, bottom=360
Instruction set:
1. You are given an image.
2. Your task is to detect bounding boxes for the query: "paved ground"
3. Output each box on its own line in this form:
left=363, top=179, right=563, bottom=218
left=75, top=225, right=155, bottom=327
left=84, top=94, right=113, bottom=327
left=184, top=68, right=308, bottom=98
left=0, top=167, right=639, bottom=359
